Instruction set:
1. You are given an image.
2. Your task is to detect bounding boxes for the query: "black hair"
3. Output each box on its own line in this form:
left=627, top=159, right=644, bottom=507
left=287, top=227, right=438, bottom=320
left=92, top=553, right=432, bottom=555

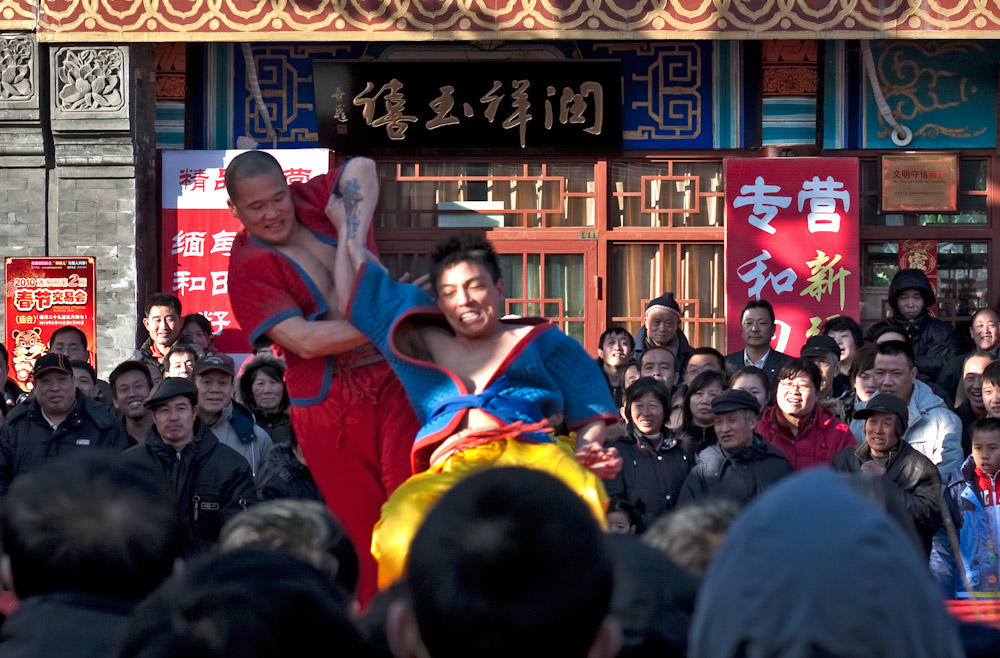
left=117, top=549, right=359, bottom=658
left=981, top=360, right=1000, bottom=389
left=599, top=326, right=635, bottom=353
left=776, top=358, right=822, bottom=391
left=681, top=370, right=729, bottom=428
left=0, top=342, right=7, bottom=367
left=876, top=340, right=916, bottom=369
left=740, top=299, right=775, bottom=324
left=238, top=353, right=290, bottom=417
left=69, top=359, right=96, bottom=382
left=224, top=150, right=285, bottom=203
left=685, top=347, right=726, bottom=373
left=109, top=360, right=154, bottom=392
left=622, top=377, right=672, bottom=429
left=821, top=315, right=864, bottom=348
left=429, top=234, right=503, bottom=296
left=730, top=366, right=772, bottom=406
left=849, top=343, right=878, bottom=384
left=181, top=313, right=214, bottom=338
left=164, top=343, right=200, bottom=367
left=0, top=452, right=181, bottom=601
left=874, top=325, right=910, bottom=343
left=407, top=467, right=613, bottom=658
left=144, top=293, right=182, bottom=318
left=49, top=325, right=88, bottom=350
left=970, top=417, right=1000, bottom=439
left=607, top=498, right=639, bottom=528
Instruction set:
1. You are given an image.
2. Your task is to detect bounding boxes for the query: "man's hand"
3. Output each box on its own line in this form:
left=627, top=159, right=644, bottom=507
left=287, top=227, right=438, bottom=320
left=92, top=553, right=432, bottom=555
left=860, top=459, right=887, bottom=476
left=324, top=193, right=348, bottom=237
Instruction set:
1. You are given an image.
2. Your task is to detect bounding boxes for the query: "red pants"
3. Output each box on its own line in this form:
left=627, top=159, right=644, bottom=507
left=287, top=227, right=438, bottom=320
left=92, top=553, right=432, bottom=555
left=290, top=352, right=417, bottom=608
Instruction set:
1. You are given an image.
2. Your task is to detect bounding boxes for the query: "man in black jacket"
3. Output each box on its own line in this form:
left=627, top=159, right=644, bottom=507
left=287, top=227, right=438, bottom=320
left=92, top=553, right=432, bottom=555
left=0, top=353, right=129, bottom=496
left=865, top=268, right=960, bottom=382
left=123, top=377, right=257, bottom=555
left=833, top=393, right=942, bottom=553
left=678, top=389, right=791, bottom=506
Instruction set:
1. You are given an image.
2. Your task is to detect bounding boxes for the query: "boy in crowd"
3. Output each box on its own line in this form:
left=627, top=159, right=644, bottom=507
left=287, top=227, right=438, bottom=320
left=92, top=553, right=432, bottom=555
left=596, top=326, right=634, bottom=408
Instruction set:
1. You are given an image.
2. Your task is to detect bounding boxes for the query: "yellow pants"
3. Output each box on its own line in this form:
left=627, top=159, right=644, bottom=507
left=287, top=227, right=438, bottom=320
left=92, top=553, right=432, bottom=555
left=372, top=437, right=609, bottom=589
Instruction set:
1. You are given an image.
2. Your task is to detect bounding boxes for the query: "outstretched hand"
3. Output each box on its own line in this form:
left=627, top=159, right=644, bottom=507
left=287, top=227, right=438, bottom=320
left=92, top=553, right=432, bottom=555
left=575, top=443, right=622, bottom=480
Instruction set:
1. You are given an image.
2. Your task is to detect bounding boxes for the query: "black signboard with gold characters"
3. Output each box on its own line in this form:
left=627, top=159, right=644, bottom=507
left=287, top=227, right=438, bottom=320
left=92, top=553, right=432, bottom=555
left=314, top=61, right=622, bottom=153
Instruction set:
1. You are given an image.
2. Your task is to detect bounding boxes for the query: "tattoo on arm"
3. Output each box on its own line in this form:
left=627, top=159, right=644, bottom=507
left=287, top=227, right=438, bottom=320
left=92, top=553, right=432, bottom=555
left=341, top=178, right=364, bottom=240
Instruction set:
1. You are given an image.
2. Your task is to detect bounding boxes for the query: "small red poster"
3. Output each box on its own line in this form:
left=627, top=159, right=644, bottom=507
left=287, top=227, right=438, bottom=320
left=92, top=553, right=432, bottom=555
left=161, top=149, right=332, bottom=353
left=725, top=158, right=861, bottom=357
left=4, top=257, right=97, bottom=388
left=899, top=240, right=939, bottom=316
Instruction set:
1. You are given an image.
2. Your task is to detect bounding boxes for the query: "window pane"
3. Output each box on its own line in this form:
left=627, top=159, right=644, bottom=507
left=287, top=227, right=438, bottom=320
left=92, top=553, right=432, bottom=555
left=610, top=161, right=724, bottom=228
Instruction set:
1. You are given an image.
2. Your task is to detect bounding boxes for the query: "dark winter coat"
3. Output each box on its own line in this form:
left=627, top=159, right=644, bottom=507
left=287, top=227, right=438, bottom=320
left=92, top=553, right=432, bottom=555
left=633, top=326, right=693, bottom=373
left=864, top=268, right=960, bottom=381
left=0, top=390, right=129, bottom=496
left=122, top=420, right=256, bottom=556
left=605, top=427, right=691, bottom=531
left=0, top=591, right=134, bottom=658
left=256, top=443, right=324, bottom=502
left=677, top=435, right=792, bottom=506
left=832, top=438, right=943, bottom=551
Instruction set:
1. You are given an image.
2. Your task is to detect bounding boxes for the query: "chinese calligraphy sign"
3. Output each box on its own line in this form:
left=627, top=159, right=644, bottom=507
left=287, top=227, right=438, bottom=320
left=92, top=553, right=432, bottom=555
left=725, top=158, right=860, bottom=356
left=314, top=61, right=621, bottom=153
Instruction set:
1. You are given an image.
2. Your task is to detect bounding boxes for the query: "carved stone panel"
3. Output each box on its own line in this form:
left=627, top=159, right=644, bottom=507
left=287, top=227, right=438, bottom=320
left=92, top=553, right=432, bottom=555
left=0, top=33, right=36, bottom=109
left=51, top=45, right=129, bottom=122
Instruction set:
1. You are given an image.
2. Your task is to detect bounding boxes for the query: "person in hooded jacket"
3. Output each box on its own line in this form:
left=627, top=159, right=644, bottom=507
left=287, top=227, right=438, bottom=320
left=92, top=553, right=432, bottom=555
left=122, top=378, right=257, bottom=556
left=605, top=377, right=691, bottom=531
left=238, top=353, right=293, bottom=448
left=678, top=389, right=791, bottom=506
left=865, top=268, right=960, bottom=382
left=688, top=468, right=964, bottom=658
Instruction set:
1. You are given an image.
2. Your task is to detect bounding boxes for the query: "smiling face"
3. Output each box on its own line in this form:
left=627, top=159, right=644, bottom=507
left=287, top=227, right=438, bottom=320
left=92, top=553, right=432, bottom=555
left=598, top=332, right=632, bottom=368
left=227, top=171, right=297, bottom=247
left=194, top=370, right=235, bottom=416
left=776, top=375, right=817, bottom=420
left=435, top=261, right=505, bottom=340
left=34, top=370, right=76, bottom=417
left=113, top=370, right=151, bottom=421
left=624, top=391, right=666, bottom=435
left=143, top=305, right=181, bottom=350
left=963, top=355, right=993, bottom=413
left=971, top=310, right=1000, bottom=352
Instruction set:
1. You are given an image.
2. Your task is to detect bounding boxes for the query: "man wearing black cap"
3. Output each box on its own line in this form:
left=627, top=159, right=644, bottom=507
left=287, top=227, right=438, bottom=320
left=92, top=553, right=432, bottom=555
left=677, top=389, right=791, bottom=506
left=633, top=292, right=694, bottom=369
left=0, top=353, right=128, bottom=496
left=832, top=394, right=942, bottom=552
left=724, top=299, right=790, bottom=389
left=122, top=377, right=257, bottom=555
left=192, top=354, right=273, bottom=477
left=800, top=334, right=854, bottom=421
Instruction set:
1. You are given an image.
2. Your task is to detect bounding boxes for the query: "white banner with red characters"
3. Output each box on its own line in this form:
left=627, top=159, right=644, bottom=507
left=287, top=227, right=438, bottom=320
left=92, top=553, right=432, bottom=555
left=725, top=158, right=860, bottom=357
left=161, top=149, right=332, bottom=353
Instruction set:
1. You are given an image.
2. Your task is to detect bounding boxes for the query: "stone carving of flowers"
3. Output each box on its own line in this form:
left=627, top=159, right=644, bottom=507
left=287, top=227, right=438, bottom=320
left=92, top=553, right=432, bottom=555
left=0, top=38, right=32, bottom=100
left=58, top=48, right=123, bottom=110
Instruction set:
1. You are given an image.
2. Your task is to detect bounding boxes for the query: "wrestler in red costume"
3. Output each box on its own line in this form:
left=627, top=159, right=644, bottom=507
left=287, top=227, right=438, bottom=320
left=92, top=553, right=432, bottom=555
left=224, top=151, right=417, bottom=606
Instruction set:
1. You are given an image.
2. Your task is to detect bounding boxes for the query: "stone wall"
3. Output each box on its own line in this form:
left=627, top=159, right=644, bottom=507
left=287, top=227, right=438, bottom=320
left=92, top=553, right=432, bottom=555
left=0, top=35, right=157, bottom=377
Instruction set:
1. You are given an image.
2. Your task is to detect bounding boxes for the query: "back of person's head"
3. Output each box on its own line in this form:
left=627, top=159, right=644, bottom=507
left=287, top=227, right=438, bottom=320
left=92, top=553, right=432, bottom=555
left=0, top=452, right=181, bottom=601
left=217, top=499, right=359, bottom=597
left=688, top=469, right=964, bottom=658
left=429, top=233, right=502, bottom=295
left=116, top=549, right=360, bottom=658
left=642, top=498, right=740, bottom=580
left=400, top=467, right=618, bottom=658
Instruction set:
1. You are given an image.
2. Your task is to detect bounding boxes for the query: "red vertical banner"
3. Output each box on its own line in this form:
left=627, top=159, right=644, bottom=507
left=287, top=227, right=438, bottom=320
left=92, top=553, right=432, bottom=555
left=4, top=258, right=97, bottom=388
left=898, top=240, right=939, bottom=316
left=725, top=158, right=860, bottom=357
left=161, top=149, right=332, bottom=354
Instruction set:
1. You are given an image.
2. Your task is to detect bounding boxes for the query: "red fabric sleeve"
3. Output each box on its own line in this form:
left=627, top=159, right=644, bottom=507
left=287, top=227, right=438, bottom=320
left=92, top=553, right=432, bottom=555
left=228, top=235, right=306, bottom=344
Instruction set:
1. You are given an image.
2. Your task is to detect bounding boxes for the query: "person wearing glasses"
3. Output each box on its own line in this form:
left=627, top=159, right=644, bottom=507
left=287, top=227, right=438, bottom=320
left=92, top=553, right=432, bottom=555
left=755, top=360, right=856, bottom=470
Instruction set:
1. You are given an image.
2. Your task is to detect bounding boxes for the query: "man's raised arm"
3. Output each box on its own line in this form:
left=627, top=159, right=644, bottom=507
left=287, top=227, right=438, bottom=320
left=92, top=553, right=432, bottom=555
left=265, top=316, right=369, bottom=361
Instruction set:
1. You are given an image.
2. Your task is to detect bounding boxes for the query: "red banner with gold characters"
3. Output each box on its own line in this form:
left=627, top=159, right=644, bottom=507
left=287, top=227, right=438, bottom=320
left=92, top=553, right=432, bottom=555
left=899, top=240, right=939, bottom=316
left=725, top=158, right=860, bottom=357
left=4, top=257, right=97, bottom=389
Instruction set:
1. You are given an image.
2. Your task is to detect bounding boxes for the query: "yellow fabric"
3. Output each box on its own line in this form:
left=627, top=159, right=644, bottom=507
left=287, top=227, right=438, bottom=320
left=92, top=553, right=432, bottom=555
left=372, top=436, right=608, bottom=590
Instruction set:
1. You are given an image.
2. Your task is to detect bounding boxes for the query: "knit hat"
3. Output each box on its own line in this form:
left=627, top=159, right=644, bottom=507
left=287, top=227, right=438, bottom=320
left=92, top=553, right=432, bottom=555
left=646, top=293, right=682, bottom=318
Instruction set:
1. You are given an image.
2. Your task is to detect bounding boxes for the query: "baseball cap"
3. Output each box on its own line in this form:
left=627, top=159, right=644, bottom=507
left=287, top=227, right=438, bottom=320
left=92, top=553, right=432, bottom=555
left=144, top=377, right=199, bottom=410
left=800, top=335, right=842, bottom=359
left=192, top=354, right=236, bottom=378
left=853, top=394, right=908, bottom=429
left=710, top=388, right=761, bottom=416
left=32, top=353, right=73, bottom=379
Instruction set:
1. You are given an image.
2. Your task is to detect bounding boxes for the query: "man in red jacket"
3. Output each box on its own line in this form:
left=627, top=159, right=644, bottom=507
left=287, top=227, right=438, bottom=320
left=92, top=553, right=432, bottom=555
left=756, top=359, right=856, bottom=470
left=225, top=150, right=418, bottom=605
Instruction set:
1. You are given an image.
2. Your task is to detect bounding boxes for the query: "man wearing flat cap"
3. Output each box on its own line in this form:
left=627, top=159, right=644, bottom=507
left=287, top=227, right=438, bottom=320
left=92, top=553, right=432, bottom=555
left=633, top=292, right=694, bottom=370
left=0, top=353, right=128, bottom=496
left=678, top=389, right=792, bottom=506
left=800, top=334, right=853, bottom=421
left=122, top=377, right=257, bottom=555
left=833, top=394, right=942, bottom=552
